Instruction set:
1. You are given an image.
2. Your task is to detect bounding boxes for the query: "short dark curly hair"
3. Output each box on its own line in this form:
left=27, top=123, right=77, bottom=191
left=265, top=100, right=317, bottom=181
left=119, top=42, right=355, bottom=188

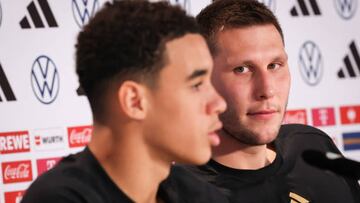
left=197, top=0, right=284, bottom=55
left=76, top=0, right=200, bottom=122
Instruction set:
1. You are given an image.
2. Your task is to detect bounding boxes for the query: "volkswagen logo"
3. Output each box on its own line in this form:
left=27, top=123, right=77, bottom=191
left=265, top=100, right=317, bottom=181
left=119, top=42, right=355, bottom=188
left=257, top=0, right=276, bottom=13
left=334, top=0, right=358, bottom=20
left=72, top=0, right=100, bottom=28
left=31, top=55, right=60, bottom=104
left=298, top=41, right=323, bottom=86
left=168, top=0, right=191, bottom=13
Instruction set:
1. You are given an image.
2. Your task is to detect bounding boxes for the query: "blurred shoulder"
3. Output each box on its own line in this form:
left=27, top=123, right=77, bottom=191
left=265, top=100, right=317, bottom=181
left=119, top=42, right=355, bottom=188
left=161, top=164, right=229, bottom=203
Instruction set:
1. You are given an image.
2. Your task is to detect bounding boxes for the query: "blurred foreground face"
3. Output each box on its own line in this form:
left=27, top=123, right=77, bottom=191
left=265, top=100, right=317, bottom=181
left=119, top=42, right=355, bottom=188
left=144, top=33, right=226, bottom=165
left=212, top=24, right=291, bottom=145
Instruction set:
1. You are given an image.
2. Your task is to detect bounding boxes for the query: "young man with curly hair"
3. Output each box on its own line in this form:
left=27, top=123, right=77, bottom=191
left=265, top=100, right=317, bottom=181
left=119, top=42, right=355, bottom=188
left=21, top=1, right=227, bottom=202
left=185, top=0, right=360, bottom=202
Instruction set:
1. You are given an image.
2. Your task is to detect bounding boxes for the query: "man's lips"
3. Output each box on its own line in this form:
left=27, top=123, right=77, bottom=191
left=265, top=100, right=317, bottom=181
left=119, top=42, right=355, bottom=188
left=247, top=109, right=278, bottom=119
left=247, top=109, right=277, bottom=115
left=208, top=122, right=223, bottom=146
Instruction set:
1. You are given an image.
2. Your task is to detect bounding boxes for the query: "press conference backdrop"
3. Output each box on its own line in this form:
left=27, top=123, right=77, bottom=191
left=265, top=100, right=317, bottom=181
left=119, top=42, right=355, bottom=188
left=0, top=0, right=359, bottom=202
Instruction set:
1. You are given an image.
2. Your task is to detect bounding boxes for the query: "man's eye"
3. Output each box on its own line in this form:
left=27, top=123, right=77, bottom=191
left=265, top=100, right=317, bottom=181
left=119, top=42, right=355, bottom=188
left=233, top=66, right=249, bottom=73
left=268, top=63, right=280, bottom=70
left=191, top=82, right=203, bottom=91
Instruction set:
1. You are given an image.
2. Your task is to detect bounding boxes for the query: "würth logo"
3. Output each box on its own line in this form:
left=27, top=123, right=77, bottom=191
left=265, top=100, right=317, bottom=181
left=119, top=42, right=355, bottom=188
left=72, top=0, right=100, bottom=28
left=0, top=131, right=30, bottom=154
left=334, top=0, right=358, bottom=20
left=0, top=63, right=17, bottom=102
left=20, top=0, right=58, bottom=29
left=2, top=160, right=33, bottom=184
left=298, top=41, right=323, bottom=86
left=338, top=41, right=360, bottom=78
left=31, top=55, right=60, bottom=104
left=290, top=0, right=321, bottom=16
left=32, top=128, right=65, bottom=151
left=283, top=109, right=308, bottom=125
left=67, top=125, right=92, bottom=148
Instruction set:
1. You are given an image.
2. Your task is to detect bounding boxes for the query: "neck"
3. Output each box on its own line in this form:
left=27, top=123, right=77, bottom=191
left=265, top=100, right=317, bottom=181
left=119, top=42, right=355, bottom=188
left=212, top=130, right=276, bottom=170
left=88, top=122, right=170, bottom=203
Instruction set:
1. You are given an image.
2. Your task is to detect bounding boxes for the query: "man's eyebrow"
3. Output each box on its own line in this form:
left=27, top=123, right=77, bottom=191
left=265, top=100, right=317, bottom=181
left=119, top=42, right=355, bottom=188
left=186, top=69, right=208, bottom=81
left=272, top=53, right=288, bottom=61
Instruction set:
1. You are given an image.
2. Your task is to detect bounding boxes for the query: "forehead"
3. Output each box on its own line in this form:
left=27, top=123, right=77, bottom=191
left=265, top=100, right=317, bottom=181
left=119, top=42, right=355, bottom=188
left=215, top=24, right=286, bottom=63
left=217, top=25, right=284, bottom=52
left=162, top=33, right=213, bottom=78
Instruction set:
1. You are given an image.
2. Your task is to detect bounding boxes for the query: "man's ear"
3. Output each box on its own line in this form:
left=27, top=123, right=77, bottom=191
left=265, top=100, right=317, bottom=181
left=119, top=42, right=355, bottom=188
left=118, top=81, right=148, bottom=120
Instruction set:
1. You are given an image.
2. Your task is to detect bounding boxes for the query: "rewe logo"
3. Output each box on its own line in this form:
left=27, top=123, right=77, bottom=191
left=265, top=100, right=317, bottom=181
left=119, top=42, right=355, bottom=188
left=37, top=157, right=61, bottom=176
left=31, top=55, right=60, bottom=104
left=257, top=0, right=276, bottom=12
left=20, top=0, right=58, bottom=29
left=340, top=105, right=360, bottom=124
left=32, top=128, right=65, bottom=151
left=312, top=107, right=336, bottom=127
left=337, top=41, right=360, bottom=78
left=4, top=191, right=25, bottom=203
left=290, top=0, right=321, bottom=16
left=283, top=109, right=308, bottom=124
left=72, top=0, right=100, bottom=28
left=334, top=0, right=358, bottom=20
left=0, top=131, right=30, bottom=154
left=0, top=63, right=17, bottom=102
left=168, top=0, right=191, bottom=13
left=67, top=125, right=92, bottom=148
left=2, top=160, right=33, bottom=184
left=298, top=41, right=323, bottom=86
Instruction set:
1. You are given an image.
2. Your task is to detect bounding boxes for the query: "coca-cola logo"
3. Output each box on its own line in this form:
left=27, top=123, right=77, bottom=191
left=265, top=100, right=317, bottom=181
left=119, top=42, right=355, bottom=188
left=67, top=125, right=92, bottom=148
left=70, top=128, right=91, bottom=144
left=2, top=160, right=33, bottom=184
left=5, top=164, right=30, bottom=179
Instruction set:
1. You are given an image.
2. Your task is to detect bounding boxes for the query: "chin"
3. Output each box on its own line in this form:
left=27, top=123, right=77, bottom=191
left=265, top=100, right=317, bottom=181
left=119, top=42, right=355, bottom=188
left=258, top=129, right=279, bottom=143
left=259, top=134, right=277, bottom=144
left=237, top=126, right=279, bottom=146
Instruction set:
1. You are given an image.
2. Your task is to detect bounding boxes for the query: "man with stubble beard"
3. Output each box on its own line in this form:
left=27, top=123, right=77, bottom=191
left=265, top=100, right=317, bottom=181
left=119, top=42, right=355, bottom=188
left=184, top=0, right=360, bottom=202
